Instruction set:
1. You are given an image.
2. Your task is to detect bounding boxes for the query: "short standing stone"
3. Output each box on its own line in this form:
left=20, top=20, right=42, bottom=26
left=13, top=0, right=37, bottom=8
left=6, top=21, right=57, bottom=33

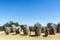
left=44, top=28, right=49, bottom=37
left=11, top=24, right=16, bottom=32
left=4, top=27, right=11, bottom=35
left=23, top=27, right=28, bottom=35
left=15, top=26, right=21, bottom=34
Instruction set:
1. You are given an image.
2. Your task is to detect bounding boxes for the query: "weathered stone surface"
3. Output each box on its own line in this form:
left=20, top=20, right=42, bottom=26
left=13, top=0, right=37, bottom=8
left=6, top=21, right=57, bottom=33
left=47, top=23, right=56, bottom=35
left=11, top=24, right=16, bottom=33
left=34, top=22, right=41, bottom=36
left=4, top=27, right=11, bottom=35
left=15, top=26, right=21, bottom=34
left=44, top=28, right=49, bottom=37
left=23, top=26, right=28, bottom=35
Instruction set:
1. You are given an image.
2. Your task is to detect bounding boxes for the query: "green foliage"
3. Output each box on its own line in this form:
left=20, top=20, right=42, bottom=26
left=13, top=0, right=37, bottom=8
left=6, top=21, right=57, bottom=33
left=0, top=26, right=4, bottom=31
left=42, top=27, right=44, bottom=30
left=29, top=26, right=34, bottom=32
left=20, top=25, right=24, bottom=29
left=57, top=23, right=60, bottom=33
left=20, top=24, right=28, bottom=29
left=47, top=23, right=52, bottom=28
left=3, top=21, right=19, bottom=27
left=57, top=23, right=60, bottom=27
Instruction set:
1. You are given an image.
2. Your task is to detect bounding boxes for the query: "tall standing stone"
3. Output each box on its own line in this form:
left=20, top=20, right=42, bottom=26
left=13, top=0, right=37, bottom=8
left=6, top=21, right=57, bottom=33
left=34, top=22, right=41, bottom=36
left=51, top=24, right=56, bottom=34
left=47, top=23, right=56, bottom=35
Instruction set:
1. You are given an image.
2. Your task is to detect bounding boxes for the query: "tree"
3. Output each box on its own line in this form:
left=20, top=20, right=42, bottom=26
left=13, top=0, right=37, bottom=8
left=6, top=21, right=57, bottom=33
left=47, top=23, right=52, bottom=28
left=3, top=21, right=20, bottom=27
left=29, top=26, right=34, bottom=32
left=57, top=23, right=60, bottom=27
left=0, top=26, right=4, bottom=31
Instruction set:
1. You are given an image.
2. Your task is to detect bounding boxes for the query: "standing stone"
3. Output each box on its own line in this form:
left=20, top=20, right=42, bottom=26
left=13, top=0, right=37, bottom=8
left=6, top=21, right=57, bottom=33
left=44, top=28, right=49, bottom=37
left=15, top=26, right=21, bottom=34
left=11, top=24, right=16, bottom=33
left=47, top=23, right=56, bottom=35
left=23, top=25, right=28, bottom=35
left=4, top=27, right=11, bottom=35
left=34, top=22, right=41, bottom=36
left=25, top=25, right=30, bottom=34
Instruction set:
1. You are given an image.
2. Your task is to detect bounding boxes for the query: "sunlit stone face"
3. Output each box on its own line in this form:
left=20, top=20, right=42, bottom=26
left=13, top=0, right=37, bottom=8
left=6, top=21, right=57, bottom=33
left=34, top=22, right=41, bottom=36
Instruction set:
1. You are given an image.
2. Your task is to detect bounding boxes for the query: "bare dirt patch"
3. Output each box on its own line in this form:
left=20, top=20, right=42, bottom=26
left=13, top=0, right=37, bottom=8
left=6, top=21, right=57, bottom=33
left=0, top=31, right=60, bottom=40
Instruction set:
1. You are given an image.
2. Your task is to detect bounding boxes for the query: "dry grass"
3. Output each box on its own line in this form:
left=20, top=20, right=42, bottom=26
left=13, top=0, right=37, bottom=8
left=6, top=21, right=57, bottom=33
left=0, top=31, right=60, bottom=40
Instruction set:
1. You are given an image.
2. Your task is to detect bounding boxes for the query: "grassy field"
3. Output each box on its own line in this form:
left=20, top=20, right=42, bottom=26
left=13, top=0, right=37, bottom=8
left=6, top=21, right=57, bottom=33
left=0, top=31, right=60, bottom=40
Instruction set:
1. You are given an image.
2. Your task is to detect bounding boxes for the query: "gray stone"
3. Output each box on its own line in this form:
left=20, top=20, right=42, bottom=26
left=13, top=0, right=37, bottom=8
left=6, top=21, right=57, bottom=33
left=4, top=27, right=11, bottom=35
left=47, top=23, right=56, bottom=35
left=44, top=28, right=49, bottom=37
left=11, top=24, right=16, bottom=33
left=34, top=22, right=41, bottom=36
left=23, top=27, right=28, bottom=35
left=15, top=26, right=21, bottom=34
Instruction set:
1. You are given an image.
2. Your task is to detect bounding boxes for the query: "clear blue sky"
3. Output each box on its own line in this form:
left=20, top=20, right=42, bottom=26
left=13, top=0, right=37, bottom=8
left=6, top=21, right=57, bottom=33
left=0, top=0, right=60, bottom=26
